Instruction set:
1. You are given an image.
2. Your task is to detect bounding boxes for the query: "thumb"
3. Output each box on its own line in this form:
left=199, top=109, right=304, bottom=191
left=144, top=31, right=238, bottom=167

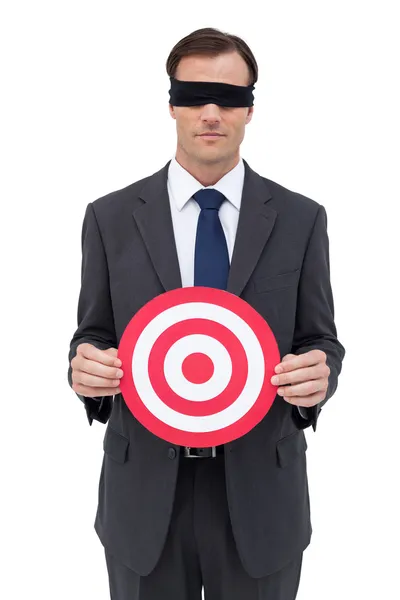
left=103, top=347, right=119, bottom=358
left=281, top=353, right=296, bottom=362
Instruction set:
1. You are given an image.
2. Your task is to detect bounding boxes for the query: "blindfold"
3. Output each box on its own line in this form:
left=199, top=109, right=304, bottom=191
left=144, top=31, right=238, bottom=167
left=168, top=76, right=255, bottom=107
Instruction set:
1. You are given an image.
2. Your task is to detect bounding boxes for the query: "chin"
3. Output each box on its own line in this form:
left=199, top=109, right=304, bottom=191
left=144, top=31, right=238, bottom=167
left=199, top=153, right=226, bottom=165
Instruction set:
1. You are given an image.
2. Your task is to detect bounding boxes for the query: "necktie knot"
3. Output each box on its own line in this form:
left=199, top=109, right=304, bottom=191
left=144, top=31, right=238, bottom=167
left=193, top=188, right=226, bottom=211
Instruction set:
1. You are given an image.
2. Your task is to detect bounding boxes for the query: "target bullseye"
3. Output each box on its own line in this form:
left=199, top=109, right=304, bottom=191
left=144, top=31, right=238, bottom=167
left=182, top=353, right=214, bottom=384
left=118, top=287, right=280, bottom=447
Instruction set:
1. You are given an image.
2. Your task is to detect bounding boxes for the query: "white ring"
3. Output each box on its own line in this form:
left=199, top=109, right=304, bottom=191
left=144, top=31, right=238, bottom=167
left=132, top=302, right=265, bottom=433
left=163, top=334, right=232, bottom=401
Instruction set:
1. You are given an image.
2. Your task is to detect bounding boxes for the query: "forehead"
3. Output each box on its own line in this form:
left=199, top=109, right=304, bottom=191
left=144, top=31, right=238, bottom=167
left=175, top=52, right=249, bottom=86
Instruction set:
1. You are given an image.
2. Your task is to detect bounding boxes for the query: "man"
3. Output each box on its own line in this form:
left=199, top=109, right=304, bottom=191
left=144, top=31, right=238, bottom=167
left=68, top=27, right=345, bottom=600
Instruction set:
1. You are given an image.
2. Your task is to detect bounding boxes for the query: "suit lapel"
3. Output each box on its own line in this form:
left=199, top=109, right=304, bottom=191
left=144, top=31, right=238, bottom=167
left=132, top=158, right=277, bottom=297
left=227, top=159, right=277, bottom=296
left=133, top=160, right=182, bottom=292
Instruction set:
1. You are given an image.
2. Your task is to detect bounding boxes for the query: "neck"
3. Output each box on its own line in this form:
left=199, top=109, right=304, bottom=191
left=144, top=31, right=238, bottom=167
left=175, top=148, right=240, bottom=187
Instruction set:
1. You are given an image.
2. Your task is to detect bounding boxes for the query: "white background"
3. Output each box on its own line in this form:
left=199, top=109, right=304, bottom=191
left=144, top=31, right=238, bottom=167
left=1, top=1, right=399, bottom=598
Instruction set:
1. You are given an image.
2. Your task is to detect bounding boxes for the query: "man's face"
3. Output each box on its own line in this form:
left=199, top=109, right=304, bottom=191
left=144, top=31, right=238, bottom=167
left=169, top=52, right=254, bottom=166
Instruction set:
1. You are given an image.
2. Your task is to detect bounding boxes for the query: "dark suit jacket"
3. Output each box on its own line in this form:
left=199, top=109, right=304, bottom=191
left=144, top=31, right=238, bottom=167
left=67, top=158, right=345, bottom=578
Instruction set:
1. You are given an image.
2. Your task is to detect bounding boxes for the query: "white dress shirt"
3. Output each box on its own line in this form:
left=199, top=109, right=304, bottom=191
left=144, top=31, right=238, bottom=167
left=167, top=155, right=309, bottom=420
left=167, top=155, right=242, bottom=287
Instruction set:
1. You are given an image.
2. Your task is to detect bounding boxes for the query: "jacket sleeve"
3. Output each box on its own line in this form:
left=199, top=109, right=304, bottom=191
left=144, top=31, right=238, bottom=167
left=67, top=202, right=118, bottom=426
left=290, top=204, right=346, bottom=432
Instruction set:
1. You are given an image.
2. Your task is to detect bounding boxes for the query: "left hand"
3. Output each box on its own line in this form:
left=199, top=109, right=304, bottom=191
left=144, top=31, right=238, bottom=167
left=270, top=349, right=330, bottom=408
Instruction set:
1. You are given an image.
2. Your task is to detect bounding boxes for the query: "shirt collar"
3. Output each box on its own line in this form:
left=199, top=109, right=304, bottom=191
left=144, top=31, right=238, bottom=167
left=168, top=155, right=244, bottom=212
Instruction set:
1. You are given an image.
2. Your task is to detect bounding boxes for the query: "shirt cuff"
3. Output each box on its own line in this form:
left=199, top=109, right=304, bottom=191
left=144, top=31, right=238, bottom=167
left=297, top=406, right=309, bottom=419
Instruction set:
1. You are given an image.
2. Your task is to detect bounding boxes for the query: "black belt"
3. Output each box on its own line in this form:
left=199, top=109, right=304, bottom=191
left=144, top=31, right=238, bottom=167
left=181, top=445, right=224, bottom=458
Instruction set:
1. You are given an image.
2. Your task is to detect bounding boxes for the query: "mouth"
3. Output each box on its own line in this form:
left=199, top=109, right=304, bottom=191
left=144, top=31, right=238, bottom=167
left=198, top=133, right=225, bottom=139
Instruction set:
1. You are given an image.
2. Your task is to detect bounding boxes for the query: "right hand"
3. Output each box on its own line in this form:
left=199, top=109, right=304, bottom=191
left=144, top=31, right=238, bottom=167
left=71, top=343, right=123, bottom=397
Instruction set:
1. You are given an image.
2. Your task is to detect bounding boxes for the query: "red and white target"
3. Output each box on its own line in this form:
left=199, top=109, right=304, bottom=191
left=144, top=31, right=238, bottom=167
left=118, top=287, right=280, bottom=447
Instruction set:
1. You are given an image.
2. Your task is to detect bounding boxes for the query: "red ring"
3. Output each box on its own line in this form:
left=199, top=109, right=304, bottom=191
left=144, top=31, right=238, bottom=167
left=148, top=318, right=248, bottom=417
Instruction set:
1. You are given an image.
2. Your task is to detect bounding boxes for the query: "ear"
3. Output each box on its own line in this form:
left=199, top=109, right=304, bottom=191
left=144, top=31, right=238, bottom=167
left=245, top=106, right=254, bottom=125
left=169, top=104, right=176, bottom=120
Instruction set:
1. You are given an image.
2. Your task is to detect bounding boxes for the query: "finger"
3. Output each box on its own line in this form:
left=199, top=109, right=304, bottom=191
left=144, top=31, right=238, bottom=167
left=274, top=350, right=320, bottom=373
left=274, top=354, right=295, bottom=373
left=78, top=356, right=123, bottom=381
left=271, top=364, right=325, bottom=386
left=104, top=347, right=118, bottom=357
left=78, top=343, right=121, bottom=367
left=103, top=347, right=122, bottom=366
left=75, top=371, right=121, bottom=389
left=277, top=378, right=326, bottom=397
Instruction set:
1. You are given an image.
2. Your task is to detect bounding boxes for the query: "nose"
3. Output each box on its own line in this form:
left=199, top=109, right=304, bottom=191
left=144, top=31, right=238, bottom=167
left=200, top=103, right=222, bottom=124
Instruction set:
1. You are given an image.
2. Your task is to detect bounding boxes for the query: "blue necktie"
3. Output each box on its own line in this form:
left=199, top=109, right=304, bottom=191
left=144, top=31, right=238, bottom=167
left=193, top=189, right=229, bottom=290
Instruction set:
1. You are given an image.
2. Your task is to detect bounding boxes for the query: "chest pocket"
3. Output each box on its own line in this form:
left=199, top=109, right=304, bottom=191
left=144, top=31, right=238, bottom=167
left=253, top=269, right=300, bottom=294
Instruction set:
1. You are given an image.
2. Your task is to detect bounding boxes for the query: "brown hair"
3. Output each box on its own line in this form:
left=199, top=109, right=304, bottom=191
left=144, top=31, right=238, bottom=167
left=166, top=27, right=258, bottom=86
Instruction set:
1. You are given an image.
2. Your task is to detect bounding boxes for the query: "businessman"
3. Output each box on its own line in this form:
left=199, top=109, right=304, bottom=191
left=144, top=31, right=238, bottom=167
left=68, top=27, right=345, bottom=600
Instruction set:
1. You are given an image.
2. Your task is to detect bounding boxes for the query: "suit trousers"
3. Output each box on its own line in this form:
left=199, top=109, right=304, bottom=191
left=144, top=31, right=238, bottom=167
left=104, top=451, right=303, bottom=600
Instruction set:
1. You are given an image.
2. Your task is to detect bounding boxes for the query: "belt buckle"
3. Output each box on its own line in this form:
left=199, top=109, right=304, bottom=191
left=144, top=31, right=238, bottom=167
left=183, top=446, right=217, bottom=458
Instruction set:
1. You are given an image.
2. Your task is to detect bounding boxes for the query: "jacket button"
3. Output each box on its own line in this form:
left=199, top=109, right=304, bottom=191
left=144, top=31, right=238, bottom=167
left=168, top=447, right=177, bottom=460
